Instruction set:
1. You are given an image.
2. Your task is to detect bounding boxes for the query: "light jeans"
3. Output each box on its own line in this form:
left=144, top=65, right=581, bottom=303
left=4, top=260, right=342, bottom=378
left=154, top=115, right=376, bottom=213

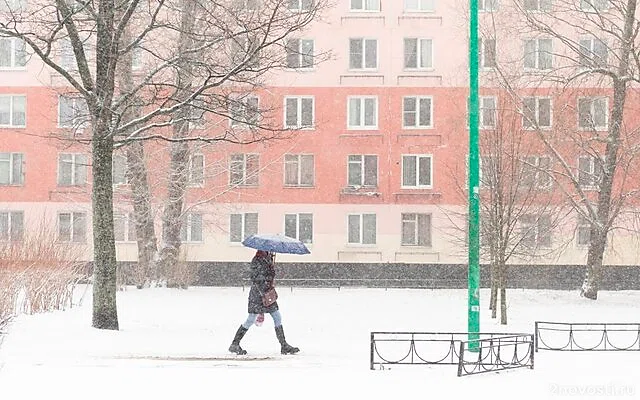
left=242, top=310, right=282, bottom=329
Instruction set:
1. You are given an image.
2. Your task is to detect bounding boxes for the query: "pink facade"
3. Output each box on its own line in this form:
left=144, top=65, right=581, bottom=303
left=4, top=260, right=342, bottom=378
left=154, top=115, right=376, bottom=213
left=2, top=0, right=640, bottom=266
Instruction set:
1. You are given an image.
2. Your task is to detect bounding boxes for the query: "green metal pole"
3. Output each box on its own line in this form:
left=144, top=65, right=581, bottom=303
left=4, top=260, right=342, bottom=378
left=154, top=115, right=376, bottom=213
left=468, top=0, right=481, bottom=350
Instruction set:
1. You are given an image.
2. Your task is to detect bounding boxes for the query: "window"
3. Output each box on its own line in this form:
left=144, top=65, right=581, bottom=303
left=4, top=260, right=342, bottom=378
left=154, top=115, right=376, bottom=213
left=522, top=97, right=552, bottom=129
left=284, top=154, right=314, bottom=187
left=479, top=38, right=496, bottom=69
left=231, top=36, right=259, bottom=67
left=348, top=155, right=377, bottom=187
left=523, top=0, right=551, bottom=11
left=230, top=212, right=258, bottom=242
left=349, top=38, right=377, bottom=70
left=0, top=38, right=26, bottom=69
left=114, top=213, right=137, bottom=242
left=284, top=96, right=314, bottom=129
left=236, top=0, right=259, bottom=10
left=402, top=154, right=432, bottom=188
left=521, top=156, right=551, bottom=189
left=229, top=153, right=259, bottom=186
left=285, top=213, right=313, bottom=243
left=401, top=213, right=431, bottom=246
left=579, top=38, right=608, bottom=68
left=404, top=38, right=433, bottom=69
left=131, top=46, right=144, bottom=70
left=479, top=0, right=498, bottom=11
left=0, top=0, right=26, bottom=12
left=188, top=153, right=205, bottom=186
left=404, top=0, right=435, bottom=12
left=480, top=96, right=497, bottom=129
left=578, top=155, right=603, bottom=189
left=0, top=152, right=24, bottom=185
left=347, top=96, right=378, bottom=129
left=58, top=153, right=88, bottom=186
left=350, top=0, right=379, bottom=11
left=0, top=211, right=23, bottom=241
left=479, top=155, right=495, bottom=188
left=578, top=97, right=608, bottom=130
left=403, top=96, right=433, bottom=128
left=524, top=38, right=552, bottom=70
left=180, top=213, right=203, bottom=243
left=58, top=212, right=87, bottom=243
left=348, top=213, right=376, bottom=244
left=58, top=95, right=89, bottom=130
left=580, top=0, right=608, bottom=12
left=229, top=96, right=259, bottom=127
left=288, top=0, right=313, bottom=10
left=520, top=214, right=551, bottom=248
left=576, top=214, right=591, bottom=246
left=285, top=39, right=314, bottom=69
left=59, top=40, right=76, bottom=70
left=0, top=95, right=26, bottom=127
left=112, top=154, right=128, bottom=185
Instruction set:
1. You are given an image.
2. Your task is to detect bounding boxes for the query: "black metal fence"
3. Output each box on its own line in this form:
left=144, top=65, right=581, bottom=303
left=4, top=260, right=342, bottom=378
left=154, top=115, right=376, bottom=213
left=457, top=334, right=534, bottom=377
left=535, top=321, right=640, bottom=351
left=370, top=331, right=533, bottom=377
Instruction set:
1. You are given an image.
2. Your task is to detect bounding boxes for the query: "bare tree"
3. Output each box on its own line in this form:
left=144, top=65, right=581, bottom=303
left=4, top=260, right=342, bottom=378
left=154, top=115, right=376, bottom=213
left=0, top=0, right=327, bottom=329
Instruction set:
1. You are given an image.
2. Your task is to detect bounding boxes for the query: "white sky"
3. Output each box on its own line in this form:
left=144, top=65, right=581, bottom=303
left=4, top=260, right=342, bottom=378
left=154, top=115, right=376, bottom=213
left=0, top=287, right=638, bottom=399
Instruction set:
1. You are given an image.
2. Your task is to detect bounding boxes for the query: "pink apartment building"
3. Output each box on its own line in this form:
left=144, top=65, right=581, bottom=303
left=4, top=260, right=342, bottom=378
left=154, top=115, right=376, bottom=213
left=1, top=0, right=640, bottom=271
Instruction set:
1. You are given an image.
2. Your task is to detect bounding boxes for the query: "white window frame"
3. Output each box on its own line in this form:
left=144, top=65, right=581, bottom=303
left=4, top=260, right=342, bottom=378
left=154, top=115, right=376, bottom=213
left=479, top=38, right=496, bottom=69
left=288, top=0, right=313, bottom=11
left=0, top=95, right=26, bottom=128
left=349, top=0, right=380, bottom=12
left=521, top=155, right=552, bottom=189
left=230, top=212, right=258, bottom=243
left=522, top=97, right=552, bottom=130
left=401, top=154, right=433, bottom=189
left=577, top=155, right=603, bottom=190
left=284, top=154, right=314, bottom=187
left=0, top=0, right=26, bottom=12
left=578, top=38, right=608, bottom=68
left=284, top=213, right=313, bottom=244
left=58, top=95, right=89, bottom=130
left=0, top=152, right=24, bottom=186
left=401, top=213, right=432, bottom=247
left=0, top=37, right=27, bottom=69
left=57, top=153, right=88, bottom=186
left=520, top=214, right=552, bottom=248
left=480, top=96, right=497, bottom=129
left=523, top=0, right=551, bottom=11
left=349, top=38, right=378, bottom=70
left=479, top=0, right=499, bottom=12
left=188, top=153, right=205, bottom=187
left=347, top=154, right=378, bottom=188
left=0, top=210, right=24, bottom=242
left=229, top=95, right=259, bottom=127
left=580, top=0, right=608, bottom=12
left=402, top=96, right=433, bottom=129
left=238, top=0, right=259, bottom=10
left=229, top=153, right=259, bottom=186
left=523, top=38, right=552, bottom=70
left=403, top=0, right=435, bottom=12
left=347, top=96, right=378, bottom=130
left=57, top=211, right=87, bottom=243
left=112, top=154, right=128, bottom=185
left=284, top=96, right=315, bottom=129
left=180, top=212, right=203, bottom=243
left=403, top=38, right=433, bottom=70
left=114, top=212, right=137, bottom=243
left=285, top=39, right=314, bottom=69
left=347, top=213, right=377, bottom=245
left=578, top=97, right=608, bottom=131
left=576, top=214, right=591, bottom=247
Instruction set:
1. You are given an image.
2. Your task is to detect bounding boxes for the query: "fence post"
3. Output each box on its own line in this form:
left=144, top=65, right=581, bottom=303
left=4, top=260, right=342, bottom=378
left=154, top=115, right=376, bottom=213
left=530, top=335, right=535, bottom=369
left=370, top=332, right=375, bottom=370
left=534, top=321, right=539, bottom=352
left=457, top=341, right=465, bottom=377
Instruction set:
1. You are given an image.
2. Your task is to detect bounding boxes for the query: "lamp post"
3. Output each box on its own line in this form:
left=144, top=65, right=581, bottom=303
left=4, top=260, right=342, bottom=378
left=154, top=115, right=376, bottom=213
left=468, top=0, right=481, bottom=350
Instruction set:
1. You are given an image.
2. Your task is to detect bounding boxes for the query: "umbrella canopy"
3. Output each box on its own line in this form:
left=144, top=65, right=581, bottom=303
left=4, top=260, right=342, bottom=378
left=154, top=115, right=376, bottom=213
left=241, top=233, right=310, bottom=255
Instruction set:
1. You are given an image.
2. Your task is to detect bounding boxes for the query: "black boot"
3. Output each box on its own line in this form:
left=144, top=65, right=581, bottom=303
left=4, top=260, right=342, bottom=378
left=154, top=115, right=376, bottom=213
left=229, top=325, right=248, bottom=355
left=275, top=325, right=299, bottom=355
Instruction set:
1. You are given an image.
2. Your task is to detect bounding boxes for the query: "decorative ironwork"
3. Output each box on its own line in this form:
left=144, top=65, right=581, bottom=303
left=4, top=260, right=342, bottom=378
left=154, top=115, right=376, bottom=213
left=535, top=321, right=640, bottom=351
left=457, top=334, right=534, bottom=377
left=370, top=331, right=527, bottom=371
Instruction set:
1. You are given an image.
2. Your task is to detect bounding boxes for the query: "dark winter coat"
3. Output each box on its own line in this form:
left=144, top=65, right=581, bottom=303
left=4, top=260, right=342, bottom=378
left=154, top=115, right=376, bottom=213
left=247, top=252, right=279, bottom=314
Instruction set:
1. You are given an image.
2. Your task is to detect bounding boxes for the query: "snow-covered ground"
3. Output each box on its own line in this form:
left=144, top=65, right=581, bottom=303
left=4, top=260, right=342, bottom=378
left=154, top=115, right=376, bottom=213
left=0, top=286, right=638, bottom=399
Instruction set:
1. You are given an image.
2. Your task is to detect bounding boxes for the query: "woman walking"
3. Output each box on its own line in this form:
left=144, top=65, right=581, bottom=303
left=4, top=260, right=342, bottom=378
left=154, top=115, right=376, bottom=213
left=228, top=250, right=299, bottom=355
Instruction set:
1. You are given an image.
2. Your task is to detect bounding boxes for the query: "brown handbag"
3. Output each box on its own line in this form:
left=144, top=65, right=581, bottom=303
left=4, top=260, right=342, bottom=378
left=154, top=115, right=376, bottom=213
left=262, top=287, right=278, bottom=307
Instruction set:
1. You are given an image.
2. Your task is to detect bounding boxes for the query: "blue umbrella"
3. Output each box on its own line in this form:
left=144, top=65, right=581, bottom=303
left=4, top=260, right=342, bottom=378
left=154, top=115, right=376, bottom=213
left=242, top=233, right=310, bottom=255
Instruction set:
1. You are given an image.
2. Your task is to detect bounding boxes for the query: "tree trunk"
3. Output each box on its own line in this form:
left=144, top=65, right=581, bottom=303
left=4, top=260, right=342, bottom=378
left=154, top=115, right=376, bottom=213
left=499, top=263, right=507, bottom=325
left=92, top=0, right=119, bottom=330
left=490, top=262, right=497, bottom=318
